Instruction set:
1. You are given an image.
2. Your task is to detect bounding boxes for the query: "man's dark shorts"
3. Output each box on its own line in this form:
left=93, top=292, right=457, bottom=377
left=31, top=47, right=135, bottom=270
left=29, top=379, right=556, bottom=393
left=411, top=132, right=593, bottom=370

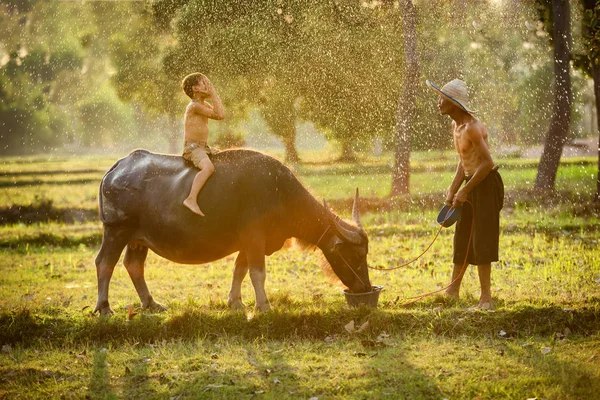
left=453, top=169, right=504, bottom=265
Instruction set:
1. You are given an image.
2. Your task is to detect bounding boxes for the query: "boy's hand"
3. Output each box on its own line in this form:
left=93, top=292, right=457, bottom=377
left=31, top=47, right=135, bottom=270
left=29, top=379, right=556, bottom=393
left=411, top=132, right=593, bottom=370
left=204, top=78, right=218, bottom=94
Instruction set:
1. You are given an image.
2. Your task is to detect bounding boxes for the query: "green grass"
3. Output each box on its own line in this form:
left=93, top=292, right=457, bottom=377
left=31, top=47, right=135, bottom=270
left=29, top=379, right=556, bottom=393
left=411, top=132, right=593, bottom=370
left=0, top=151, right=599, bottom=399
left=2, top=335, right=598, bottom=399
left=1, top=151, right=596, bottom=208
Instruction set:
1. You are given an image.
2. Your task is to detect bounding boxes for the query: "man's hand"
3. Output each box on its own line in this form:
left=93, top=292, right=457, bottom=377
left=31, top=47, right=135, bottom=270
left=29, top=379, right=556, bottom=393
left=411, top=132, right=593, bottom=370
left=452, top=188, right=468, bottom=207
left=445, top=193, right=454, bottom=207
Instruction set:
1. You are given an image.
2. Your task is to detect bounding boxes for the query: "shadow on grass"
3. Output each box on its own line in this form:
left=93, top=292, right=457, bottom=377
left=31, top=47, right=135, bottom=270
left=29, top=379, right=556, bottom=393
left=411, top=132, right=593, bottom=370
left=0, top=178, right=97, bottom=188
left=498, top=337, right=600, bottom=398
left=122, top=350, right=157, bottom=399
left=1, top=300, right=599, bottom=348
left=88, top=348, right=117, bottom=399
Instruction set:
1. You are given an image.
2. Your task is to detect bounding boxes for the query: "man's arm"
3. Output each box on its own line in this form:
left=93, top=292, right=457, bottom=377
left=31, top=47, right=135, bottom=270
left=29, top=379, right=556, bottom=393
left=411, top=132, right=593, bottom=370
left=446, top=162, right=465, bottom=206
left=452, top=124, right=494, bottom=206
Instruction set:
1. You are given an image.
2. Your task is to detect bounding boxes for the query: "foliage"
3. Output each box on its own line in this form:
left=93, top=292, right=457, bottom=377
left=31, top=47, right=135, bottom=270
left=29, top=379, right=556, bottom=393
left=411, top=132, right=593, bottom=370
left=0, top=1, right=162, bottom=154
left=212, top=129, right=246, bottom=149
left=0, top=0, right=595, bottom=160
left=0, top=1, right=84, bottom=154
left=583, top=1, right=600, bottom=66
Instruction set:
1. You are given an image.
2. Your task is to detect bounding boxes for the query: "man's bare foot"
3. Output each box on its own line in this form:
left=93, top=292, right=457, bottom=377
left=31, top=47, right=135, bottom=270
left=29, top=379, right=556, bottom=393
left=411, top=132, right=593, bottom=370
left=183, top=198, right=205, bottom=216
left=468, top=301, right=494, bottom=311
left=444, top=289, right=460, bottom=299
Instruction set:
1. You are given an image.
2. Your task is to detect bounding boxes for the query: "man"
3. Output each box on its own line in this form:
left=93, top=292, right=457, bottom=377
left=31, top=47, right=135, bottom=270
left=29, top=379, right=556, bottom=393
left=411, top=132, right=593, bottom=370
left=181, top=73, right=225, bottom=216
left=426, top=79, right=504, bottom=309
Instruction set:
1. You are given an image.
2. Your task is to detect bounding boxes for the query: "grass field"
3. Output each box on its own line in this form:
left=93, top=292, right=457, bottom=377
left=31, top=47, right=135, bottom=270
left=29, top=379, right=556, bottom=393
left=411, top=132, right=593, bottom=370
left=1, top=150, right=599, bottom=399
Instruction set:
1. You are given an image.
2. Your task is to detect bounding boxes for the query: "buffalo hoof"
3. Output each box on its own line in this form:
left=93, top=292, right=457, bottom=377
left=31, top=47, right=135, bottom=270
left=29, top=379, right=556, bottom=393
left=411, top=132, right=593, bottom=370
left=143, top=300, right=167, bottom=313
left=254, top=302, right=272, bottom=313
left=94, top=302, right=114, bottom=316
left=227, top=299, right=246, bottom=311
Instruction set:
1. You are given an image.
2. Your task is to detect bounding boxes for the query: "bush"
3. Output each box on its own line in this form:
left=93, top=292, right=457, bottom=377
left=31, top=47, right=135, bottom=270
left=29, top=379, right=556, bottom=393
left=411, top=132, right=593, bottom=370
left=213, top=130, right=246, bottom=149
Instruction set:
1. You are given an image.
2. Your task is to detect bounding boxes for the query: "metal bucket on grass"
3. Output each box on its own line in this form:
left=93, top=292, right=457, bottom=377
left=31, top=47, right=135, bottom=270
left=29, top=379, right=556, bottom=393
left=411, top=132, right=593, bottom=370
left=343, top=285, right=383, bottom=308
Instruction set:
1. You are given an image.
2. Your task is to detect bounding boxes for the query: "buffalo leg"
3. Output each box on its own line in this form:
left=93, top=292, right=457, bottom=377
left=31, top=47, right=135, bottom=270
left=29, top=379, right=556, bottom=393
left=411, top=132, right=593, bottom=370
left=227, top=252, right=248, bottom=310
left=123, top=245, right=167, bottom=312
left=246, top=250, right=271, bottom=312
left=94, top=226, right=132, bottom=316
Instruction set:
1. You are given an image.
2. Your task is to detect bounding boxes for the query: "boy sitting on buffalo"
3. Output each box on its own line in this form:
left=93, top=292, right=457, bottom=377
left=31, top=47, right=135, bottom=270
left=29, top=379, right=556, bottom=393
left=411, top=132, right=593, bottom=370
left=181, top=73, right=225, bottom=216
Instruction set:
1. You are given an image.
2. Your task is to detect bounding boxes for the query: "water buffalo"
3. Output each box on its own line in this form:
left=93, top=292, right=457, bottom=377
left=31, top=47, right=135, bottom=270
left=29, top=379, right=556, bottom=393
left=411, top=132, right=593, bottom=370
left=95, top=148, right=372, bottom=315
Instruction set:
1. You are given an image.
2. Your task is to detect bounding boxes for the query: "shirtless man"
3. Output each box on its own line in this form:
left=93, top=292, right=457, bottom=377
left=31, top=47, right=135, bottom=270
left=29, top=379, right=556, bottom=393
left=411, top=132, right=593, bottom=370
left=181, top=73, right=225, bottom=216
left=427, top=79, right=504, bottom=309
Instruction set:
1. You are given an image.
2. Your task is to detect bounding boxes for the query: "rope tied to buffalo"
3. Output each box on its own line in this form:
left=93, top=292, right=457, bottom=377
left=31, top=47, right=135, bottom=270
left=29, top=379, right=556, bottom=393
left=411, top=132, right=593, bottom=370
left=368, top=201, right=475, bottom=306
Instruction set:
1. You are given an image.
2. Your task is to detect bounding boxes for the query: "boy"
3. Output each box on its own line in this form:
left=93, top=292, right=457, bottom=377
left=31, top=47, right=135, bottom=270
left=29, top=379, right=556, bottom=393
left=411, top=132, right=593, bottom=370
left=181, top=73, right=225, bottom=216
left=426, top=78, right=504, bottom=309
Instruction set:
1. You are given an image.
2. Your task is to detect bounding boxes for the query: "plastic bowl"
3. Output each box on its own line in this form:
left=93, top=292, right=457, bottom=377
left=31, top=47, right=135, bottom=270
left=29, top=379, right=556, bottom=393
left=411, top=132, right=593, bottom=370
left=437, top=204, right=462, bottom=227
left=343, top=285, right=383, bottom=308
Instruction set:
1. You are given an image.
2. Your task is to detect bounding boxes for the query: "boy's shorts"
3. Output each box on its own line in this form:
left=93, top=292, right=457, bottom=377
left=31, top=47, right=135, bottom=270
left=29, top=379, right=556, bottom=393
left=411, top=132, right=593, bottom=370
left=453, top=169, right=504, bottom=265
left=182, top=141, right=213, bottom=168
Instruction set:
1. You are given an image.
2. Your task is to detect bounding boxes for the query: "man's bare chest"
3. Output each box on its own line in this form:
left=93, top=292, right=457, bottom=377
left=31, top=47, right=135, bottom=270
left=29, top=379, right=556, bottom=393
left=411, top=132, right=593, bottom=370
left=454, top=130, right=472, bottom=153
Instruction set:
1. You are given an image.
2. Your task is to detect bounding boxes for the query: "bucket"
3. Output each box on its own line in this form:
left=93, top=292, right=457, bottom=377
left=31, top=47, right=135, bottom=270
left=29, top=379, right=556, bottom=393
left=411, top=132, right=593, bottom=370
left=343, top=285, right=383, bottom=308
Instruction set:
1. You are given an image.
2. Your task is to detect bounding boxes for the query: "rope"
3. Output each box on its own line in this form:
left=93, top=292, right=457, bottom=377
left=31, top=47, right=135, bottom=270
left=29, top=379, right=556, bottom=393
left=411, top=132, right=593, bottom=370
left=369, top=201, right=475, bottom=306
left=315, top=202, right=475, bottom=304
left=367, top=204, right=456, bottom=271
left=314, top=226, right=330, bottom=250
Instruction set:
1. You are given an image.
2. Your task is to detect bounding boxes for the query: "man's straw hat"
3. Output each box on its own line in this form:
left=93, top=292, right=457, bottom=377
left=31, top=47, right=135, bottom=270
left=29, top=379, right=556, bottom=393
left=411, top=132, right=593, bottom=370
left=426, top=79, right=477, bottom=114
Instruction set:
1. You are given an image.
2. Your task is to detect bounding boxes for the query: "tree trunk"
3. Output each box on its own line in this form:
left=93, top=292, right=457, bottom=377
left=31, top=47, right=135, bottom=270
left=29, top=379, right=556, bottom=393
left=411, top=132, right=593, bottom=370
left=391, top=0, right=419, bottom=196
left=261, top=96, right=301, bottom=163
left=282, top=131, right=300, bottom=163
left=338, top=140, right=357, bottom=163
left=593, top=61, right=600, bottom=202
left=534, top=0, right=572, bottom=191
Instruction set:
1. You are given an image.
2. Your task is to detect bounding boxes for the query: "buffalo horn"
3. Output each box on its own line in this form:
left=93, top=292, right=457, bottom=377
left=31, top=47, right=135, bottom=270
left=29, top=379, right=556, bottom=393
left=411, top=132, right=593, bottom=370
left=352, top=188, right=362, bottom=228
left=323, top=198, right=363, bottom=245
left=332, top=217, right=363, bottom=245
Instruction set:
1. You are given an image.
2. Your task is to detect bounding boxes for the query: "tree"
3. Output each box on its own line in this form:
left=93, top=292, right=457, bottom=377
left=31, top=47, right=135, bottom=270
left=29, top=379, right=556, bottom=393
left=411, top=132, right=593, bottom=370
left=391, top=0, right=419, bottom=196
left=154, top=1, right=406, bottom=162
left=576, top=1, right=600, bottom=202
left=152, top=0, right=304, bottom=161
left=0, top=1, right=88, bottom=154
left=297, top=1, right=404, bottom=162
left=107, top=2, right=185, bottom=153
left=259, top=80, right=300, bottom=163
left=534, top=0, right=573, bottom=191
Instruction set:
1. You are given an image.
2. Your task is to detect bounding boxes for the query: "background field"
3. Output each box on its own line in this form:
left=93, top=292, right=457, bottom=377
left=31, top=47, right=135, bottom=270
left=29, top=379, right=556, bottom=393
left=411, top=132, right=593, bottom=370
left=1, top=150, right=599, bottom=399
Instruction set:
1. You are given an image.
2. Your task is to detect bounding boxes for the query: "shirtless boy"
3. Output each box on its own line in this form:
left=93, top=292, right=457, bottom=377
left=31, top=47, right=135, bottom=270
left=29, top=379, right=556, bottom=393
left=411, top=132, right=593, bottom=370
left=426, top=79, right=504, bottom=309
left=181, top=73, right=225, bottom=216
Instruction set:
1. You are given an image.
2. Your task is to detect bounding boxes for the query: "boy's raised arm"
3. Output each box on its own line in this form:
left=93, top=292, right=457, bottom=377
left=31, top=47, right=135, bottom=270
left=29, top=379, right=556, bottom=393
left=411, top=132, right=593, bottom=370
left=190, top=97, right=225, bottom=120
left=192, top=82, right=225, bottom=120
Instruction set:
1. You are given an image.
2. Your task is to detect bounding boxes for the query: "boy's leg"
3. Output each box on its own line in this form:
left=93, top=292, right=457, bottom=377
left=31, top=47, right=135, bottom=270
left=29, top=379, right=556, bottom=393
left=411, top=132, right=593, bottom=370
left=183, top=157, right=215, bottom=216
left=477, top=263, right=492, bottom=308
left=445, top=263, right=466, bottom=298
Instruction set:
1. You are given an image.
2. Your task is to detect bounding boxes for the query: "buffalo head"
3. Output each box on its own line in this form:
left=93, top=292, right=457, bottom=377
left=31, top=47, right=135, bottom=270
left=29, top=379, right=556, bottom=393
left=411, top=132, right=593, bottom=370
left=322, top=189, right=371, bottom=293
